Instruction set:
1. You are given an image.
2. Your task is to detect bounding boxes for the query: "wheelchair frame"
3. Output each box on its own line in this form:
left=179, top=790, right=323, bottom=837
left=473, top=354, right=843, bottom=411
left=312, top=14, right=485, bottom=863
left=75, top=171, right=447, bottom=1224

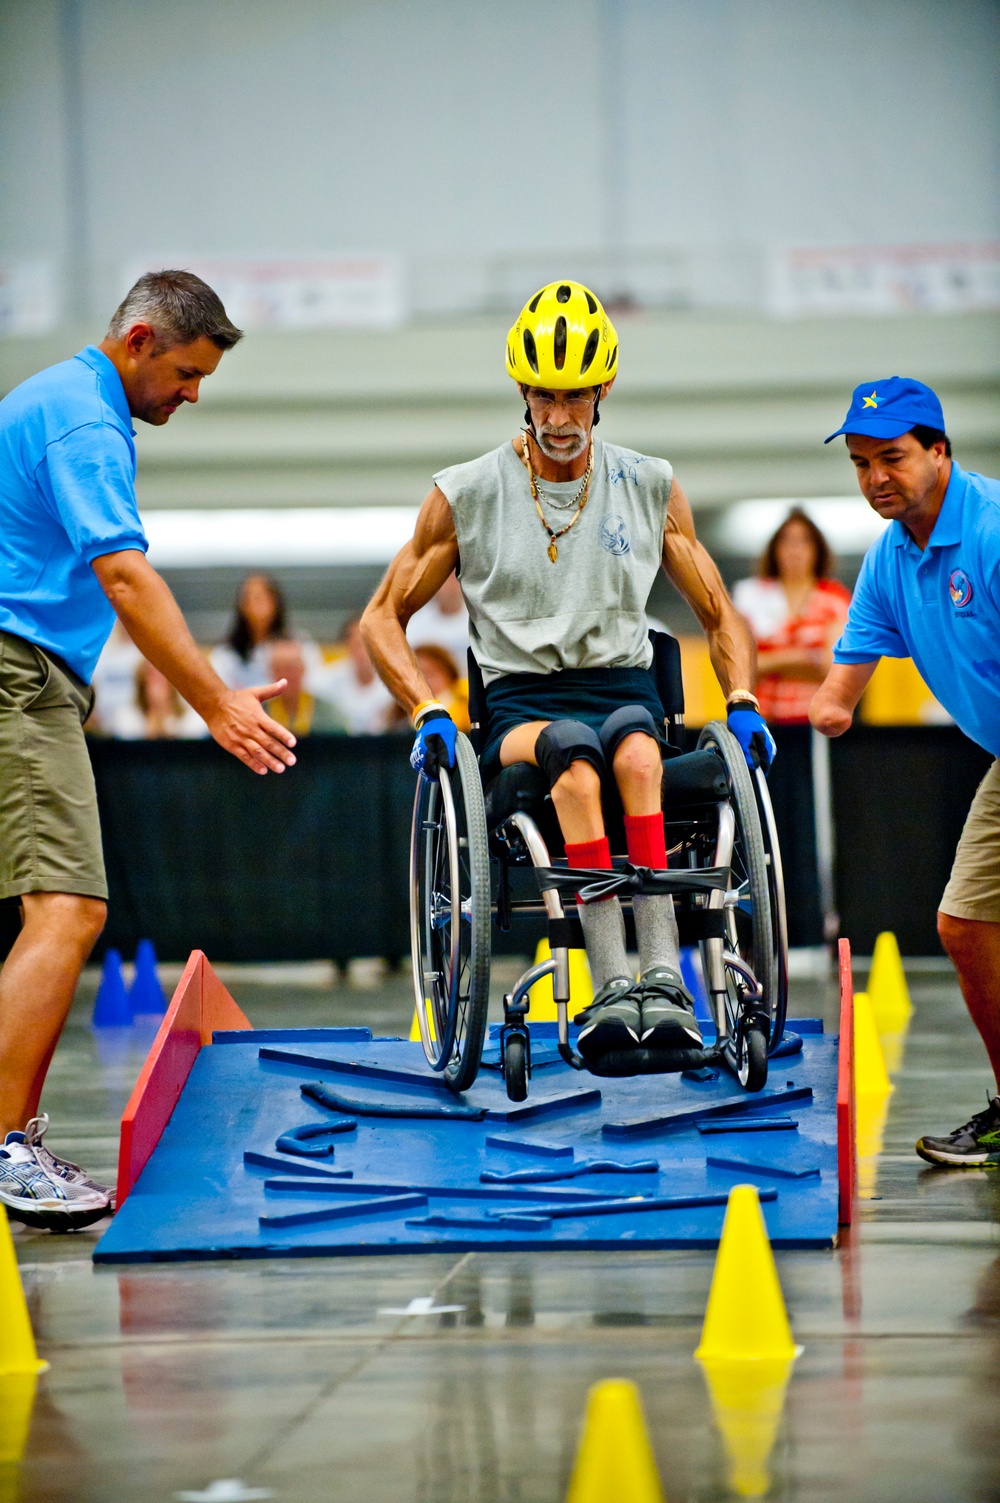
left=409, top=633, right=788, bottom=1100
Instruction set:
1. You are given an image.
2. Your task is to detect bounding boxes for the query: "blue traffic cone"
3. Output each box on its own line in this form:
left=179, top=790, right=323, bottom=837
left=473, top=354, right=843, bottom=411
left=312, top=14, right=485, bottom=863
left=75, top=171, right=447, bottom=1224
left=91, top=949, right=131, bottom=1027
left=129, top=939, right=167, bottom=1017
left=681, top=946, right=714, bottom=1026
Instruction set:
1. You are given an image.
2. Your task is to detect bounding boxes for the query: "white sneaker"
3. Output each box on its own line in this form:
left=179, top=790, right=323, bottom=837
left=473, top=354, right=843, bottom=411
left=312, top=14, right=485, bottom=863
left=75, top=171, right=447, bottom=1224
left=0, top=1115, right=112, bottom=1231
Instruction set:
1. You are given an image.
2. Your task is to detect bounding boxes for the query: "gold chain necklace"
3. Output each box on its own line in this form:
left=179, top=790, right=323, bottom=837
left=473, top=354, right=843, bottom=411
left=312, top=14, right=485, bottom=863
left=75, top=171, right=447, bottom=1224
left=520, top=432, right=593, bottom=563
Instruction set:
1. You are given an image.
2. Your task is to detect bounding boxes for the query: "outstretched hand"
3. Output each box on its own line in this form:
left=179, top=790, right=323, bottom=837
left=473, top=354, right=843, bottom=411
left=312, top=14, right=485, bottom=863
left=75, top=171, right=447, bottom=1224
left=204, top=680, right=298, bottom=775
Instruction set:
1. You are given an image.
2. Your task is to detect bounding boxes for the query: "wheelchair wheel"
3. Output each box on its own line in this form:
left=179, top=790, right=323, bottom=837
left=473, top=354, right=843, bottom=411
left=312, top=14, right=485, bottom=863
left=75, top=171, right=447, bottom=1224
left=409, top=732, right=491, bottom=1091
left=697, top=722, right=781, bottom=1075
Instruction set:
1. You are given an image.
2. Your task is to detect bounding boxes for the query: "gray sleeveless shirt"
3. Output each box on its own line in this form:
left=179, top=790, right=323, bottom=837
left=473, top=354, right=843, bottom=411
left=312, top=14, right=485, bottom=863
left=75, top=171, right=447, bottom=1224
left=433, top=438, right=672, bottom=683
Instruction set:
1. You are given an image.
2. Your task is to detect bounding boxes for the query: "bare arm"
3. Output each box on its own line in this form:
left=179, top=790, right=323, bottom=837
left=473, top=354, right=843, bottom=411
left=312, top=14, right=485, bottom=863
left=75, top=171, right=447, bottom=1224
left=360, top=486, right=460, bottom=718
left=809, top=661, right=878, bottom=737
left=91, top=550, right=297, bottom=775
left=662, top=478, right=756, bottom=700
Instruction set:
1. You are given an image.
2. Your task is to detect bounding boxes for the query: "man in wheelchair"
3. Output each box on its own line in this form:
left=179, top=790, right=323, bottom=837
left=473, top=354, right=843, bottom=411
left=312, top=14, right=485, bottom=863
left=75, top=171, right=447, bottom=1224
left=362, top=281, right=775, bottom=1067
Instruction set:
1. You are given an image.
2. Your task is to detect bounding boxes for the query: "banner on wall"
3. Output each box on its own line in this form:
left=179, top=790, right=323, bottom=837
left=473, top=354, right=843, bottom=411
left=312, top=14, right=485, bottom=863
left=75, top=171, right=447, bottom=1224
left=122, top=256, right=406, bottom=330
left=769, top=242, right=1000, bottom=317
left=0, top=260, right=59, bottom=335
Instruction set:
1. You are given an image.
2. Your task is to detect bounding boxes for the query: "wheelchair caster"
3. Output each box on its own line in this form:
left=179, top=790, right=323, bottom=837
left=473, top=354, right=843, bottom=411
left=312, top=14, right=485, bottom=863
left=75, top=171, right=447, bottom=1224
left=739, top=1021, right=769, bottom=1092
left=501, top=1027, right=529, bottom=1102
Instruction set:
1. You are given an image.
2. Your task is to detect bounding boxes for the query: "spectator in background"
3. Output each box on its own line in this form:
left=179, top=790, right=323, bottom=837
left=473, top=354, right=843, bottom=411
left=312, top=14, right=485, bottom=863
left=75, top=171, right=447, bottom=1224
left=89, top=618, right=142, bottom=733
left=309, top=616, right=394, bottom=734
left=733, top=510, right=850, bottom=950
left=406, top=569, right=470, bottom=667
left=109, top=659, right=208, bottom=740
left=211, top=573, right=320, bottom=690
left=265, top=639, right=344, bottom=736
left=732, top=509, right=851, bottom=722
left=387, top=644, right=471, bottom=733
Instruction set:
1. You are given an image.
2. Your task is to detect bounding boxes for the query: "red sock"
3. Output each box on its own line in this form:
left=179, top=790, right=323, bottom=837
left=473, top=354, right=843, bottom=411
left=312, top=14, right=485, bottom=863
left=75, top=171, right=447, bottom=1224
left=624, top=813, right=667, bottom=869
left=565, top=836, right=612, bottom=871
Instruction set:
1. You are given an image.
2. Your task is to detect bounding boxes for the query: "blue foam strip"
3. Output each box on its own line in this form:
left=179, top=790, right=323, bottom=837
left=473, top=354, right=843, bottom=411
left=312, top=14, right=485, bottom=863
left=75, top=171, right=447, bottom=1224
left=484, top=1134, right=574, bottom=1158
left=697, top=1118, right=799, bottom=1135
left=261, top=1176, right=620, bottom=1203
left=707, top=1154, right=820, bottom=1180
left=244, top=1151, right=349, bottom=1178
left=261, top=1192, right=427, bottom=1228
left=484, top=1087, right=602, bottom=1122
left=480, top=1159, right=659, bottom=1184
left=408, top=1213, right=551, bottom=1232
left=260, top=1046, right=455, bottom=1090
left=603, top=1085, right=813, bottom=1138
left=302, top=1082, right=484, bottom=1120
left=216, top=1027, right=373, bottom=1045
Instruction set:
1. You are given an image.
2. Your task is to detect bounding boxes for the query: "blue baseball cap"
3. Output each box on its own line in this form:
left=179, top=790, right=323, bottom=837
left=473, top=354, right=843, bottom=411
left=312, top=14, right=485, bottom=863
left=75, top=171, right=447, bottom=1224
left=824, top=376, right=945, bottom=444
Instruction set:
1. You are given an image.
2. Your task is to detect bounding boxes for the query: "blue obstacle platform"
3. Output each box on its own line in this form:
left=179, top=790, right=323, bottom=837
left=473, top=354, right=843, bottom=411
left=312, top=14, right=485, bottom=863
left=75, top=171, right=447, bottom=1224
left=94, top=1019, right=839, bottom=1263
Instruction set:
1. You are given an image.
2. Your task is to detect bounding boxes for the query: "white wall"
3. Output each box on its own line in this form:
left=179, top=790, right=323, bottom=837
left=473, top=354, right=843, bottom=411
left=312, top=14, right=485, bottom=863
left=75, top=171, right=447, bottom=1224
left=2, top=0, right=998, bottom=320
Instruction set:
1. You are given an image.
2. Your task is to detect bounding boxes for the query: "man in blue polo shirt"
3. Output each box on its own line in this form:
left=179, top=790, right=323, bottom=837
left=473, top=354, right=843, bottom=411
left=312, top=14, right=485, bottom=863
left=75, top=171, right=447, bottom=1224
left=810, top=377, right=1000, bottom=1166
left=0, top=270, right=297, bottom=1232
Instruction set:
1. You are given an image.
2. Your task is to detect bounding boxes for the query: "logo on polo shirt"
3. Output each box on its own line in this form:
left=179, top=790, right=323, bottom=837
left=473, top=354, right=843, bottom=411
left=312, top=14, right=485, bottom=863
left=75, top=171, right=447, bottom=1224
left=949, top=569, right=973, bottom=608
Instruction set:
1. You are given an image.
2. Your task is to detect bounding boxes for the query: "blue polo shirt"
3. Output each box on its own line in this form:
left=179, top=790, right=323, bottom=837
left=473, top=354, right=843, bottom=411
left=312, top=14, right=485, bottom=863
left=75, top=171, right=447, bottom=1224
left=834, top=463, right=1000, bottom=756
left=0, top=345, right=148, bottom=683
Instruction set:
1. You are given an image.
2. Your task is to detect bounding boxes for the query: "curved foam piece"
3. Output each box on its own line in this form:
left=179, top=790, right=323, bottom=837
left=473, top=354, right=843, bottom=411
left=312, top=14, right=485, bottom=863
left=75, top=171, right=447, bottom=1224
left=275, top=1119, right=358, bottom=1156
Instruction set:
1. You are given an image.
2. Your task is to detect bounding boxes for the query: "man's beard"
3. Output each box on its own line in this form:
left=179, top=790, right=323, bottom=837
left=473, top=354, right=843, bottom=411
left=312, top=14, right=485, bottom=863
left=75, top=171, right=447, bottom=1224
left=535, top=423, right=589, bottom=463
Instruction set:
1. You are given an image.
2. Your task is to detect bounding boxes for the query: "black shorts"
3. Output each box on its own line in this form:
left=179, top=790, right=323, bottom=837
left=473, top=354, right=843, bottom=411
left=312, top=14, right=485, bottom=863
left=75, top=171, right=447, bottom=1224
left=480, top=666, right=665, bottom=778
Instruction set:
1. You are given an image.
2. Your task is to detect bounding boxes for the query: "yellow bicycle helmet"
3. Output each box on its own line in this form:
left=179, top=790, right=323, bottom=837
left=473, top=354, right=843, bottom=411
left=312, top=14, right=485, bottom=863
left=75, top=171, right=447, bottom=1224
left=506, top=280, right=618, bottom=389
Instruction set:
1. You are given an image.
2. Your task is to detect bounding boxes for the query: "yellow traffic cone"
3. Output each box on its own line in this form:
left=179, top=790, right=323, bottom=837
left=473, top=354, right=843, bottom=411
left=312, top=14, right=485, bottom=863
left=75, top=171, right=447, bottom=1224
left=0, top=1209, right=47, bottom=1379
left=566, top=1379, right=665, bottom=1503
left=856, top=1088, right=891, bottom=1201
left=0, top=1370, right=40, bottom=1467
left=867, top=932, right=912, bottom=1032
left=409, top=997, right=437, bottom=1044
left=853, top=990, right=892, bottom=1097
left=698, top=1356, right=795, bottom=1498
left=527, top=939, right=593, bottom=1022
left=695, top=1185, right=800, bottom=1363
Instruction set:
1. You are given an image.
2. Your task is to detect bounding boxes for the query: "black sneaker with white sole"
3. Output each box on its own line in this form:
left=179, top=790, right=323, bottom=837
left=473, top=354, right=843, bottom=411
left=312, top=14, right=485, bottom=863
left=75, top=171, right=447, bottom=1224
left=915, top=1095, right=1000, bottom=1167
left=574, top=978, right=641, bottom=1061
left=638, top=965, right=703, bottom=1049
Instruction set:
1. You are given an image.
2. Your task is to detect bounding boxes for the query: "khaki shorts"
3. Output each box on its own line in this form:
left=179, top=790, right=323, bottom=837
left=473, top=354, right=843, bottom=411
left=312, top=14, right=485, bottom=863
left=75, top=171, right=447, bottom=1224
left=0, top=631, right=107, bottom=902
left=940, top=758, right=1000, bottom=923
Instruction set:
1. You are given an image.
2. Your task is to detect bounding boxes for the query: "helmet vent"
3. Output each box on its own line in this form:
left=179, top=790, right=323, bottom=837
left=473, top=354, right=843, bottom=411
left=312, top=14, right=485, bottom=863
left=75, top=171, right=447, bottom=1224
left=553, top=316, right=567, bottom=370
left=580, top=328, right=600, bottom=375
left=528, top=289, right=544, bottom=313
left=585, top=291, right=597, bottom=314
left=607, top=343, right=618, bottom=371
left=523, top=328, right=539, bottom=374
left=556, top=284, right=572, bottom=303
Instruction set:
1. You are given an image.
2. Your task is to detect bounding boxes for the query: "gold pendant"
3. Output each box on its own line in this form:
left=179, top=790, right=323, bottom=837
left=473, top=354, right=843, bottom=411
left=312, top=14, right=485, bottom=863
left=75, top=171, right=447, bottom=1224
left=547, top=541, right=558, bottom=563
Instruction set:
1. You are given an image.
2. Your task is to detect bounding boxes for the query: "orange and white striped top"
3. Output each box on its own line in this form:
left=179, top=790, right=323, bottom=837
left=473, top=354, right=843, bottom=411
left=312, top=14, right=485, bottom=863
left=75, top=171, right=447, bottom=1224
left=732, top=576, right=851, bottom=724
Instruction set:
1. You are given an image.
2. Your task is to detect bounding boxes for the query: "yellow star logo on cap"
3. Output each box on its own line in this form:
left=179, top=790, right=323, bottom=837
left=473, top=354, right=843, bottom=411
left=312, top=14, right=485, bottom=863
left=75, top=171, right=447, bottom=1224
left=862, top=390, right=879, bottom=408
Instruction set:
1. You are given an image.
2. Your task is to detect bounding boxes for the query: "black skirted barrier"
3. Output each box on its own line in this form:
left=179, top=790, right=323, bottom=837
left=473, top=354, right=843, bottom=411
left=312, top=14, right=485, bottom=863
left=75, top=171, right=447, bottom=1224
left=0, top=727, right=988, bottom=964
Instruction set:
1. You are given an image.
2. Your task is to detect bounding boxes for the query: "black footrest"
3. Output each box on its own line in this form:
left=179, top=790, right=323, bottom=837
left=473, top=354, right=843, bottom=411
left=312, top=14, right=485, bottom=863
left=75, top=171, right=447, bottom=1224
left=584, top=1044, right=724, bottom=1078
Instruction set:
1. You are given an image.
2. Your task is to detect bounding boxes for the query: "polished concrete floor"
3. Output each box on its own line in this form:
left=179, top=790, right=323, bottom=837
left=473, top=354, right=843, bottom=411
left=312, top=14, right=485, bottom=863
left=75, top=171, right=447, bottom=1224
left=9, top=960, right=1000, bottom=1503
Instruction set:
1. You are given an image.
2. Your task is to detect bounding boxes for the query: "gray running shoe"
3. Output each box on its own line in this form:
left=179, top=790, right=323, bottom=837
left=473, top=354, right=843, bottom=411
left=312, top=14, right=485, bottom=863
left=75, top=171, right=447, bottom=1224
left=915, top=1096, right=1000, bottom=1167
left=638, top=966, right=702, bottom=1048
left=574, top=978, right=641, bottom=1061
left=0, top=1116, right=112, bottom=1231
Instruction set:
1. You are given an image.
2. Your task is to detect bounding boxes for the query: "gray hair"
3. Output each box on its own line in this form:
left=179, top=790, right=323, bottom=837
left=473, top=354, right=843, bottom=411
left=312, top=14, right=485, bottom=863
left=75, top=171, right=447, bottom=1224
left=107, top=269, right=243, bottom=351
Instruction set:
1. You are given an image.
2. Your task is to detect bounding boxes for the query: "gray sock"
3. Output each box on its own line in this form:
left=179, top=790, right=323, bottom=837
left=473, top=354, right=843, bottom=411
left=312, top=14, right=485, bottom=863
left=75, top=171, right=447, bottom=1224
left=633, top=894, right=681, bottom=977
left=577, top=897, right=630, bottom=988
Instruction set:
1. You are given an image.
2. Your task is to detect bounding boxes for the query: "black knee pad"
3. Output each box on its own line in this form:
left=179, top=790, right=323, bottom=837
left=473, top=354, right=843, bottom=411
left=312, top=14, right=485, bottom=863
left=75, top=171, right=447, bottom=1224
left=599, top=704, right=663, bottom=762
left=535, top=720, right=606, bottom=788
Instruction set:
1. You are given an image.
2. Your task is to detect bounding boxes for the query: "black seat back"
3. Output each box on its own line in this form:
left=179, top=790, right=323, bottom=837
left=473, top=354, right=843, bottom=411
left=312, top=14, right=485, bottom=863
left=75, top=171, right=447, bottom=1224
left=467, top=647, right=487, bottom=756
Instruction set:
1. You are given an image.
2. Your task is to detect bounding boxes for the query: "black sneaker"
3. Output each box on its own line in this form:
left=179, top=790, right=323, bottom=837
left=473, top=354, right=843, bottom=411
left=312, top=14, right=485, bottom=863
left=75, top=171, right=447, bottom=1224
left=915, top=1096, right=1000, bottom=1167
left=574, top=978, right=641, bottom=1061
left=638, top=966, right=703, bottom=1049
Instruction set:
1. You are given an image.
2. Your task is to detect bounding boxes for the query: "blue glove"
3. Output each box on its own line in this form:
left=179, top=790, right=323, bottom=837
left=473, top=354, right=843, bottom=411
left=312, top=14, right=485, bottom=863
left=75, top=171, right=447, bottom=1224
left=727, top=706, right=777, bottom=772
left=410, top=710, right=457, bottom=777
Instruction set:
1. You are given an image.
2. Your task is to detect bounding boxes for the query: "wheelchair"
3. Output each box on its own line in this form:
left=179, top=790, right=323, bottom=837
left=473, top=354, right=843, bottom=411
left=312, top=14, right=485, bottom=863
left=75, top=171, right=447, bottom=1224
left=409, top=633, right=788, bottom=1101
